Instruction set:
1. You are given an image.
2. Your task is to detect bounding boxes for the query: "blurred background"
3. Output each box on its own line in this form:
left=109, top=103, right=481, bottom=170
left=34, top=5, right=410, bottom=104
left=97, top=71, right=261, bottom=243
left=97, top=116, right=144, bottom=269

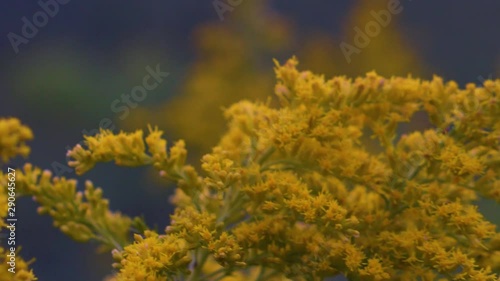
left=0, top=1, right=499, bottom=280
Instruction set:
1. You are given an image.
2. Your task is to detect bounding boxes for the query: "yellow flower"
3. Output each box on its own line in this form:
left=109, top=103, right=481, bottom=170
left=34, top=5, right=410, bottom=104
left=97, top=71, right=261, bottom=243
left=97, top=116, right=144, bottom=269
left=0, top=247, right=37, bottom=281
left=0, top=118, right=33, bottom=163
left=359, top=258, right=391, bottom=281
left=113, top=231, right=191, bottom=281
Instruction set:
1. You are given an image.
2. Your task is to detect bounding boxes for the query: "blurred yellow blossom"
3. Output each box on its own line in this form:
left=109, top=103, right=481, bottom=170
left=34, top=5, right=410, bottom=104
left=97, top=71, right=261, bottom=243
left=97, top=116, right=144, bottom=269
left=123, top=0, right=425, bottom=157
left=0, top=118, right=33, bottom=163
left=122, top=0, right=292, bottom=152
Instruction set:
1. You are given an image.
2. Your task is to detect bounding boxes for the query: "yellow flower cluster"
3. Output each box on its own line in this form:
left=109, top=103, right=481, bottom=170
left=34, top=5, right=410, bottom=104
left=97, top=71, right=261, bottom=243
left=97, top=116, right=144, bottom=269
left=0, top=118, right=33, bottom=163
left=62, top=58, right=500, bottom=280
left=0, top=119, right=37, bottom=280
left=0, top=247, right=37, bottom=281
left=111, top=231, right=192, bottom=280
left=67, top=129, right=152, bottom=174
left=1, top=164, right=134, bottom=250
left=2, top=57, right=499, bottom=280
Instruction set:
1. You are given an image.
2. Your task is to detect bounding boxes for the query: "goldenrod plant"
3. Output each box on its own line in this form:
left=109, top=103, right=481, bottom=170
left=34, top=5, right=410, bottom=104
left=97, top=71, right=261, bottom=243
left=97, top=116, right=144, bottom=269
left=0, top=118, right=37, bottom=280
left=2, top=58, right=500, bottom=280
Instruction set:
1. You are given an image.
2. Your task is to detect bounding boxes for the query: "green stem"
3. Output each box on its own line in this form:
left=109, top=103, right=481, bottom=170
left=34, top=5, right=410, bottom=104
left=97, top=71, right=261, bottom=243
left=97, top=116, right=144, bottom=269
left=259, top=159, right=304, bottom=173
left=255, top=266, right=266, bottom=281
left=257, top=146, right=276, bottom=165
left=203, top=268, right=227, bottom=280
left=187, top=250, right=209, bottom=281
left=217, top=186, right=235, bottom=224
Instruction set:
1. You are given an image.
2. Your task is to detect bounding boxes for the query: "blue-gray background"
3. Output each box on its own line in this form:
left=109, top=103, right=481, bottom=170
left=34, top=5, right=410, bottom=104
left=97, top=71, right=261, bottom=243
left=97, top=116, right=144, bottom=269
left=0, top=1, right=499, bottom=280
